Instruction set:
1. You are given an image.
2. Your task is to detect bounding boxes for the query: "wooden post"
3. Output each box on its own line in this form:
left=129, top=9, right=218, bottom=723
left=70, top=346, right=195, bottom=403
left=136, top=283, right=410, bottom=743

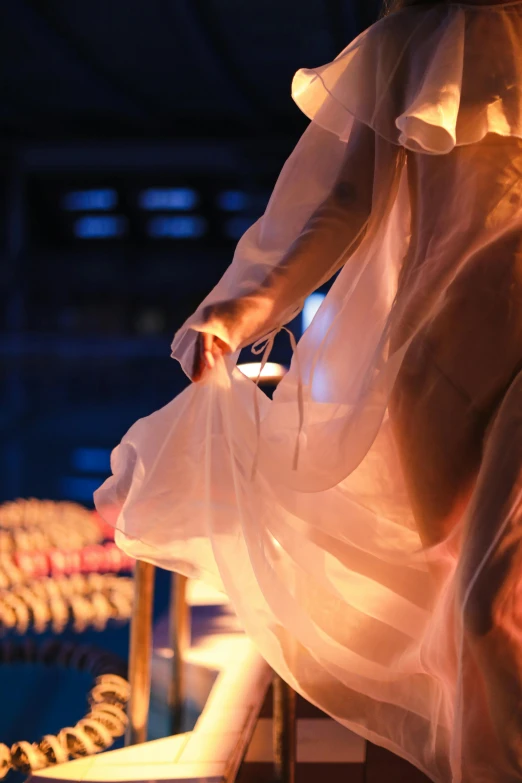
left=125, top=560, right=155, bottom=745
left=273, top=674, right=297, bottom=783
left=168, top=573, right=190, bottom=734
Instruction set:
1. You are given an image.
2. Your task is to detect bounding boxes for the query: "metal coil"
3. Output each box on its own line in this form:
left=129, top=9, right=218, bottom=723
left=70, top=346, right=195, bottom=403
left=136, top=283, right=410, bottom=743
left=0, top=641, right=129, bottom=778
left=0, top=500, right=102, bottom=554
left=0, top=574, right=133, bottom=636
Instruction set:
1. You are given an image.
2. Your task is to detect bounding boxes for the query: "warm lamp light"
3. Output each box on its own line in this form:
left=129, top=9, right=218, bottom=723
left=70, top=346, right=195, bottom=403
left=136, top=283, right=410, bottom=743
left=237, top=362, right=287, bottom=383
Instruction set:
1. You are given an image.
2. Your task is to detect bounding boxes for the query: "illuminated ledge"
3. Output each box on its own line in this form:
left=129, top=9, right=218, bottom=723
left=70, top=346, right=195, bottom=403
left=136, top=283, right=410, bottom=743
left=28, top=584, right=272, bottom=783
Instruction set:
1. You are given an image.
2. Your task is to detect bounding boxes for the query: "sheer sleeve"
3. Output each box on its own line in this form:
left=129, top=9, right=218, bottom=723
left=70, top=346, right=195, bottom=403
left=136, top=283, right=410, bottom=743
left=170, top=120, right=376, bottom=377
left=171, top=0, right=522, bottom=379
left=252, top=121, right=376, bottom=323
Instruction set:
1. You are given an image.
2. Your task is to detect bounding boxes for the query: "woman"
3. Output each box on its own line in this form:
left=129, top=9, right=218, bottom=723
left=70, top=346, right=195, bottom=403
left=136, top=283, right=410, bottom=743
left=96, top=1, right=522, bottom=779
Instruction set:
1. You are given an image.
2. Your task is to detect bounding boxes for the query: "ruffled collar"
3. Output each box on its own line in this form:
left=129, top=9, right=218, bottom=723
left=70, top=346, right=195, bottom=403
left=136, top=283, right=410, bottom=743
left=292, top=0, right=522, bottom=154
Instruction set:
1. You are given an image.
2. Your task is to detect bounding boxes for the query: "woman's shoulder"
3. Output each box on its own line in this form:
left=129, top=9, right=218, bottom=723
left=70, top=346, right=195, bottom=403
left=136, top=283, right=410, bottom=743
left=292, top=1, right=522, bottom=154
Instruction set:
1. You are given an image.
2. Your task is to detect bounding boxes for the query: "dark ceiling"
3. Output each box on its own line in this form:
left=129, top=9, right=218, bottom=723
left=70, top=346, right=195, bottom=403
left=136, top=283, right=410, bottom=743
left=0, top=0, right=381, bottom=141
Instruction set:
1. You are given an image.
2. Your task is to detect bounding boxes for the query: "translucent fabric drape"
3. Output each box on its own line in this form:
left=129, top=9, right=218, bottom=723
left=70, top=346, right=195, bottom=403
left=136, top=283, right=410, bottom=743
left=95, top=3, right=522, bottom=780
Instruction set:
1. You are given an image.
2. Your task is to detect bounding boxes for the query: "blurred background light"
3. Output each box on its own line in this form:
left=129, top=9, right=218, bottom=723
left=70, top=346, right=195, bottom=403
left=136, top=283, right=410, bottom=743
left=217, top=190, right=250, bottom=212
left=147, top=215, right=207, bottom=239
left=139, top=188, right=199, bottom=211
left=237, top=362, right=287, bottom=382
left=223, top=216, right=256, bottom=240
left=74, top=215, right=128, bottom=239
left=63, top=189, right=118, bottom=211
left=72, top=447, right=112, bottom=473
left=59, top=476, right=107, bottom=502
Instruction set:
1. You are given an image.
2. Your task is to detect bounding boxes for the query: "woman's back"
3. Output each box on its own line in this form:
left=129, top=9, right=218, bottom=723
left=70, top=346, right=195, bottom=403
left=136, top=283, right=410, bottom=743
left=395, top=135, right=522, bottom=353
left=96, top=3, right=522, bottom=781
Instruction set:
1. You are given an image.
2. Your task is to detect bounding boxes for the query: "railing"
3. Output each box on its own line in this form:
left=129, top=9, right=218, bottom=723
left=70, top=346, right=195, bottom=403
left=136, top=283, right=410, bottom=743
left=126, top=360, right=297, bottom=782
left=126, top=565, right=189, bottom=745
left=126, top=560, right=156, bottom=746
left=168, top=572, right=190, bottom=735
left=273, top=676, right=297, bottom=783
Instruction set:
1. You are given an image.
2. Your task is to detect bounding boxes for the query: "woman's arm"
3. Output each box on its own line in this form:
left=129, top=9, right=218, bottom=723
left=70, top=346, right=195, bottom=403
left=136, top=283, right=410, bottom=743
left=192, top=121, right=377, bottom=379
left=255, top=120, right=376, bottom=315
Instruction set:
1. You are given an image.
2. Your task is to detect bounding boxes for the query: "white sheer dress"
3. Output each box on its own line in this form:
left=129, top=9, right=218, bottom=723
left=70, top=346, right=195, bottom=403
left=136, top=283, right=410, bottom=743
left=95, top=3, right=522, bottom=780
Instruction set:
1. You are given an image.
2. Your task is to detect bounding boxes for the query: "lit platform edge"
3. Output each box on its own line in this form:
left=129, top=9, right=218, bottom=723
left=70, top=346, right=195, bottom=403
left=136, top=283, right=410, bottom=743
left=185, top=579, right=229, bottom=607
left=28, top=582, right=272, bottom=783
left=27, top=580, right=367, bottom=783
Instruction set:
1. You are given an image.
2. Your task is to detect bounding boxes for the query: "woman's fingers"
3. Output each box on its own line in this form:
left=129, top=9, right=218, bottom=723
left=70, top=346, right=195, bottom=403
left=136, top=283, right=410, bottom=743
left=191, top=333, right=206, bottom=382
left=214, top=336, right=229, bottom=353
left=191, top=332, right=229, bottom=382
left=202, top=332, right=216, bottom=370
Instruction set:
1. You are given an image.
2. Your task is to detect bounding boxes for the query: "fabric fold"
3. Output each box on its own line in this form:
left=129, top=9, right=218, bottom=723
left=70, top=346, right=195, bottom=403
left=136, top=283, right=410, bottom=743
left=95, top=3, right=522, bottom=780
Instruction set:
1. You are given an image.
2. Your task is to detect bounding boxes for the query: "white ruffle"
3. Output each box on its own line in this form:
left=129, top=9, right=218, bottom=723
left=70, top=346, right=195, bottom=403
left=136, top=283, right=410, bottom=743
left=292, top=2, right=522, bottom=154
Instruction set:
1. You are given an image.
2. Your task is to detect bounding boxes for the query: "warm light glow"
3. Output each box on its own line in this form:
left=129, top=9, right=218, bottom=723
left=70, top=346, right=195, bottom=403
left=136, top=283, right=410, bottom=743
left=302, top=292, right=326, bottom=331
left=237, top=362, right=287, bottom=382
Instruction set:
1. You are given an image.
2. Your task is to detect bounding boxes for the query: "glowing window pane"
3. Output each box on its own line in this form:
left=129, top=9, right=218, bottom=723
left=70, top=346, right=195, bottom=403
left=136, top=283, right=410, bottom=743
left=139, top=188, right=199, bottom=211
left=148, top=216, right=207, bottom=239
left=74, top=215, right=127, bottom=239
left=63, top=189, right=118, bottom=211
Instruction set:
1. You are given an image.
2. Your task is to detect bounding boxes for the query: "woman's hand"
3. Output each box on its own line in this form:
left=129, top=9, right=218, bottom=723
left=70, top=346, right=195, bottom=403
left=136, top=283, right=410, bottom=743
left=190, top=296, right=273, bottom=382
left=191, top=330, right=230, bottom=382
left=190, top=299, right=243, bottom=382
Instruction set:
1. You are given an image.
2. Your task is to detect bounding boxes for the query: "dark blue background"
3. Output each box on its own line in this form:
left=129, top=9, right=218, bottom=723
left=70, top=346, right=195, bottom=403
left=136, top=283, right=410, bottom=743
left=0, top=0, right=381, bottom=767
